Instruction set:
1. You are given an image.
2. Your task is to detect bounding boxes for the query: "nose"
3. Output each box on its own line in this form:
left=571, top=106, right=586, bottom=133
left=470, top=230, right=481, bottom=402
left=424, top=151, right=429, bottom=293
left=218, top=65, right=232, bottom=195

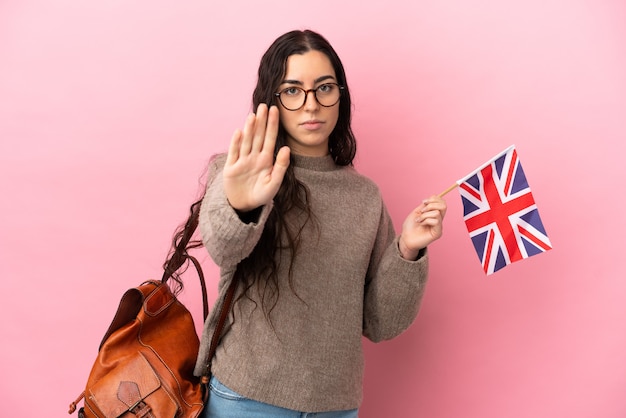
left=303, top=89, right=319, bottom=111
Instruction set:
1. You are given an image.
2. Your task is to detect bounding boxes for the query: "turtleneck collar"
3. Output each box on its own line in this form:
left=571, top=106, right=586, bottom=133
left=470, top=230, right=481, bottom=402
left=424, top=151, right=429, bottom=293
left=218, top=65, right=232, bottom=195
left=291, top=153, right=339, bottom=172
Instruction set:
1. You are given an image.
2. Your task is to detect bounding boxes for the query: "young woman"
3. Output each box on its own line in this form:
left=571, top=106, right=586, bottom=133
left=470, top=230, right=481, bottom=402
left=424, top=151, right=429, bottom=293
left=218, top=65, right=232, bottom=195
left=195, top=29, right=447, bottom=417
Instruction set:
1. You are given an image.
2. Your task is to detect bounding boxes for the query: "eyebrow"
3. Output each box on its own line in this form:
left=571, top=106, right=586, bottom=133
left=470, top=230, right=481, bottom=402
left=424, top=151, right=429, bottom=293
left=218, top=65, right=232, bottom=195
left=281, top=75, right=336, bottom=86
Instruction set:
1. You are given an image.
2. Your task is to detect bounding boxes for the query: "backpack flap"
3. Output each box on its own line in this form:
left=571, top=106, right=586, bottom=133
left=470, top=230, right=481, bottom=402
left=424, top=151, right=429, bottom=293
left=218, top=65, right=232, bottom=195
left=85, top=351, right=178, bottom=418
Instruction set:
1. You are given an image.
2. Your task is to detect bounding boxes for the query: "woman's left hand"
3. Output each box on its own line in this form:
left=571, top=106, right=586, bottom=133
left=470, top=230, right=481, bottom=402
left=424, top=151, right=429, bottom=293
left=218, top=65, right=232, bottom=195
left=399, top=195, right=447, bottom=260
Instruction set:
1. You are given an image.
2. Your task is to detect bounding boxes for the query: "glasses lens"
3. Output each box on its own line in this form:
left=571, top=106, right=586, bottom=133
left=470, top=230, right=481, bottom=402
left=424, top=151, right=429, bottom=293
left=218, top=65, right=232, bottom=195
left=279, top=88, right=305, bottom=111
left=315, top=83, right=341, bottom=107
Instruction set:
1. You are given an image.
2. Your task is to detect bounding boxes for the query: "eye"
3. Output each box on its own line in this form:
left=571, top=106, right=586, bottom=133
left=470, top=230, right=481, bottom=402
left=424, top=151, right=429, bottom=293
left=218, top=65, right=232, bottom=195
left=317, top=83, right=335, bottom=93
left=282, top=87, right=302, bottom=96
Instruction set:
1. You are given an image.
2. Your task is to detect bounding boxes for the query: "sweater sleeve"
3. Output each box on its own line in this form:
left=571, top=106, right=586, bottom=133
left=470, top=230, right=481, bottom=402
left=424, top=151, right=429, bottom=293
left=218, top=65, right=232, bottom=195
left=199, top=154, right=273, bottom=269
left=362, top=203, right=429, bottom=342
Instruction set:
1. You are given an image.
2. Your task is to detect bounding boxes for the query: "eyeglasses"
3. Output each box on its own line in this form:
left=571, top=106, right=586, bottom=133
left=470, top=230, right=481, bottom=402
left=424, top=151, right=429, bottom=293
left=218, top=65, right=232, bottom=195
left=274, top=83, right=345, bottom=111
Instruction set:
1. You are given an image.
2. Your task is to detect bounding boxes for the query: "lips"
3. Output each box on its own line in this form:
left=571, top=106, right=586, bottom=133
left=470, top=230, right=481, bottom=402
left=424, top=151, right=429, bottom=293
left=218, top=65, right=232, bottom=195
left=301, top=120, right=324, bottom=130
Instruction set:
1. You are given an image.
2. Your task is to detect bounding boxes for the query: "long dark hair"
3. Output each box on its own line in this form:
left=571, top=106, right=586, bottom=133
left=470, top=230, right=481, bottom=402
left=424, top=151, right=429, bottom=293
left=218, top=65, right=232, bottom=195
left=237, top=30, right=357, bottom=320
left=166, top=30, right=357, bottom=321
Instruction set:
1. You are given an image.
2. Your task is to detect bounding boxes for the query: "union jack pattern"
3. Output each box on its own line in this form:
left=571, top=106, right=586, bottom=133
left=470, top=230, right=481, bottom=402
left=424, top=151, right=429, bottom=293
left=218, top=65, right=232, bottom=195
left=457, top=145, right=552, bottom=274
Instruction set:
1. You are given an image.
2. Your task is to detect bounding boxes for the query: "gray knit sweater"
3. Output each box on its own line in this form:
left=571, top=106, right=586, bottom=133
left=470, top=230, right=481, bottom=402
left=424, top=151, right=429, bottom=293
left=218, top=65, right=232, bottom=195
left=194, top=153, right=429, bottom=412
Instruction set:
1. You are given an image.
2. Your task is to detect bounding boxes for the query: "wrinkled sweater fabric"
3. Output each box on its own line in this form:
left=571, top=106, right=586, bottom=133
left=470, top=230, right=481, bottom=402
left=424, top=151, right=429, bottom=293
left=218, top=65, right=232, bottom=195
left=194, top=153, right=429, bottom=412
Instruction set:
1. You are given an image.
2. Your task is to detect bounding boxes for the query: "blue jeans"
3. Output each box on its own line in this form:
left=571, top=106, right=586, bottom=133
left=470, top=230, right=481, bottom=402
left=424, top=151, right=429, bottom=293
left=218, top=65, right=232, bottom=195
left=202, top=375, right=359, bottom=418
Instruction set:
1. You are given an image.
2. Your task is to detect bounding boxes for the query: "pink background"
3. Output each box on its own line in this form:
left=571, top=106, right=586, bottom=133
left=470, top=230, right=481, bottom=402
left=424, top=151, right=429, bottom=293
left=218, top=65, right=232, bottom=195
left=1, top=1, right=625, bottom=417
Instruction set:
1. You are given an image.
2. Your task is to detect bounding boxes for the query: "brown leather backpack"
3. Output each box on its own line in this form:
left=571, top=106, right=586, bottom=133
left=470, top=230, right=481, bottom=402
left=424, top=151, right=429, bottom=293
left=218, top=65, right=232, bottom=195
left=68, top=200, right=237, bottom=417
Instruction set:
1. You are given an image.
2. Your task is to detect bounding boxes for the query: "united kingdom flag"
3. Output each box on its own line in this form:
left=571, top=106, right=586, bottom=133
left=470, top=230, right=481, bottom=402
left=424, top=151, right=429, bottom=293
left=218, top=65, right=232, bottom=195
left=456, top=145, right=552, bottom=274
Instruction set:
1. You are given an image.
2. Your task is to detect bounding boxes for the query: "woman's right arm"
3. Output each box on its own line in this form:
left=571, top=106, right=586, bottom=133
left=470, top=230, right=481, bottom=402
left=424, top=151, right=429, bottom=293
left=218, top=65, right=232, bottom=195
left=199, top=104, right=290, bottom=268
left=198, top=154, right=273, bottom=268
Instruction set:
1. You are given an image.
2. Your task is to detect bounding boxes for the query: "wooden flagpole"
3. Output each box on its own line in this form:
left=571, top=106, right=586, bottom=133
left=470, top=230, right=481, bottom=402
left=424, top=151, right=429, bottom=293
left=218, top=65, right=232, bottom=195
left=438, top=183, right=458, bottom=198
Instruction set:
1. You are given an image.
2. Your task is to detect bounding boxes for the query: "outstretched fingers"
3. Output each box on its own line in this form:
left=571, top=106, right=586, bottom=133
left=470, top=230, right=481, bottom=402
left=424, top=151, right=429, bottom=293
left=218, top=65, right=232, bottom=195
left=222, top=103, right=289, bottom=212
left=227, top=104, right=277, bottom=166
left=233, top=104, right=278, bottom=159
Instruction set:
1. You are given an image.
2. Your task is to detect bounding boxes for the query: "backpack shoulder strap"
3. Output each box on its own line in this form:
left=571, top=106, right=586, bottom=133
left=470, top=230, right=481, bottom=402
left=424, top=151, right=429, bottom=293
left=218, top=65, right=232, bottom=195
left=201, top=270, right=238, bottom=383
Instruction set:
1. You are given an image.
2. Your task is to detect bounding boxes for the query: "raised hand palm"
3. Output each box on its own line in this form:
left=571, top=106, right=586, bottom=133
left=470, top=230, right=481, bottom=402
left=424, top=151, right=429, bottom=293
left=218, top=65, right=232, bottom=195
left=223, top=104, right=290, bottom=212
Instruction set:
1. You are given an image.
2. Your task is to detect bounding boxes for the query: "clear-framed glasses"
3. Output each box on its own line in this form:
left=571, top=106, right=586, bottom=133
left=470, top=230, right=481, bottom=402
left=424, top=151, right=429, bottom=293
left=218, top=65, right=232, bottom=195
left=274, top=83, right=345, bottom=111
